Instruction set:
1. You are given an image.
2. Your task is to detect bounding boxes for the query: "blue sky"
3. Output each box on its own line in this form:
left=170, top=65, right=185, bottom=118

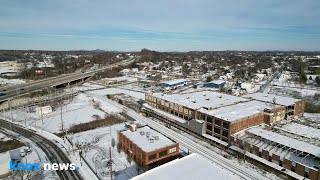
left=0, top=0, right=320, bottom=51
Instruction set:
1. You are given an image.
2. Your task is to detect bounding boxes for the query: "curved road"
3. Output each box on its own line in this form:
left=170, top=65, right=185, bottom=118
left=0, top=119, right=82, bottom=180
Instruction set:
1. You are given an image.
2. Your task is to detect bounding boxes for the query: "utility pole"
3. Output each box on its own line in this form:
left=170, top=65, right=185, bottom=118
left=109, top=147, right=113, bottom=180
left=9, top=99, right=13, bottom=131
left=60, top=102, right=64, bottom=135
left=40, top=103, right=44, bottom=131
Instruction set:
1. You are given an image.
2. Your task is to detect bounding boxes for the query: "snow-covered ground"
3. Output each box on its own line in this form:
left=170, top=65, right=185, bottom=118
left=1, top=93, right=107, bottom=133
left=0, top=129, right=58, bottom=179
left=270, top=73, right=320, bottom=97
left=0, top=77, right=25, bottom=86
left=71, top=123, right=140, bottom=180
left=304, top=113, right=320, bottom=122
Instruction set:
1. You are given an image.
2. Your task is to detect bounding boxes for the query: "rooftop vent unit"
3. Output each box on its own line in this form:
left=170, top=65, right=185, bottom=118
left=219, top=95, right=222, bottom=98
left=186, top=97, right=190, bottom=99
left=206, top=97, right=210, bottom=101
left=139, top=131, right=145, bottom=136
left=191, top=100, right=196, bottom=103
left=154, top=136, right=159, bottom=140
left=203, top=93, right=207, bottom=96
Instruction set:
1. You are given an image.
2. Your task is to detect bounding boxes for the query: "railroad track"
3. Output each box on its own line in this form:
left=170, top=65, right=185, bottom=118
left=0, top=119, right=82, bottom=180
left=87, top=92, right=267, bottom=180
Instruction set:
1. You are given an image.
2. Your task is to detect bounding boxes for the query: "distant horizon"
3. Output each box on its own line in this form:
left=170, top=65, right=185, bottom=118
left=1, top=48, right=320, bottom=53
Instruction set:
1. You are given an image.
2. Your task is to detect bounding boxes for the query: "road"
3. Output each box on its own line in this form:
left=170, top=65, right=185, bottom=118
left=86, top=91, right=268, bottom=180
left=0, top=119, right=82, bottom=180
left=0, top=57, right=136, bottom=103
left=259, top=65, right=283, bottom=93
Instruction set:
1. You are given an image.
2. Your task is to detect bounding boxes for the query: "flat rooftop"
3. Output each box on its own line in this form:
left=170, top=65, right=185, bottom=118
left=246, top=126, right=320, bottom=158
left=121, top=126, right=176, bottom=153
left=131, top=153, right=240, bottom=180
left=206, top=79, right=226, bottom=84
left=279, top=122, right=320, bottom=140
left=152, top=91, right=250, bottom=110
left=242, top=93, right=300, bottom=106
left=200, top=100, right=280, bottom=122
left=159, top=79, right=190, bottom=86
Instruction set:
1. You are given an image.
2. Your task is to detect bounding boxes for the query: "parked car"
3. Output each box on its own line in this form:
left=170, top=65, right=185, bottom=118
left=20, top=148, right=26, bottom=157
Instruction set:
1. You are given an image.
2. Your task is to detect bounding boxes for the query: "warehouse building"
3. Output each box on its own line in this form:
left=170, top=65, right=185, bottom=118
left=235, top=126, right=320, bottom=180
left=158, top=79, right=191, bottom=88
left=119, top=125, right=179, bottom=169
left=202, top=80, right=226, bottom=89
left=242, top=93, right=305, bottom=119
left=144, top=90, right=287, bottom=143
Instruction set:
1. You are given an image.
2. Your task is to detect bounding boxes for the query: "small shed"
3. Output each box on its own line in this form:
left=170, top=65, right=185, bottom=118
left=35, top=105, right=52, bottom=116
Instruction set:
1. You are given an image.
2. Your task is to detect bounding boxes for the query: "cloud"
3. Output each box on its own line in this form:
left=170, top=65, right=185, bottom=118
left=0, top=0, right=319, bottom=50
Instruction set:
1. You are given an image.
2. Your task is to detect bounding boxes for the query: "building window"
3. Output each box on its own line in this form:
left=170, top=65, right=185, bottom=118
left=207, top=116, right=213, bottom=123
left=159, top=150, right=167, bottom=157
left=206, top=124, right=212, bottom=131
left=215, top=119, right=221, bottom=126
left=169, top=147, right=177, bottom=153
left=223, top=122, right=229, bottom=129
left=222, top=130, right=228, bottom=137
left=148, top=154, right=157, bottom=160
left=214, top=127, right=220, bottom=134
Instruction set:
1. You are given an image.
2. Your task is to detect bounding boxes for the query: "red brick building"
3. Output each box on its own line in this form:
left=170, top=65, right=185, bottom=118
left=119, top=125, right=179, bottom=168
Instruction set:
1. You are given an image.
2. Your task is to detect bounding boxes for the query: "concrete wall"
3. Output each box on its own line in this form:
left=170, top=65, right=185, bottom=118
left=188, top=119, right=205, bottom=135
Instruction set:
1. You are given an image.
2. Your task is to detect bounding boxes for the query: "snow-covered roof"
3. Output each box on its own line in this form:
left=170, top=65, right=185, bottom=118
left=132, top=153, right=240, bottom=180
left=200, top=101, right=280, bottom=122
left=246, top=127, right=320, bottom=158
left=159, top=79, right=190, bottom=86
left=207, top=79, right=226, bottom=84
left=121, top=126, right=176, bottom=153
left=104, top=76, right=137, bottom=82
left=152, top=91, right=250, bottom=110
left=279, top=123, right=320, bottom=140
left=242, top=93, right=300, bottom=106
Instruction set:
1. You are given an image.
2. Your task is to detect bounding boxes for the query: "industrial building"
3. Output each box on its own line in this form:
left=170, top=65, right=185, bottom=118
left=202, top=80, right=226, bottom=89
left=235, top=126, right=320, bottom=180
left=144, top=90, right=300, bottom=143
left=158, top=79, right=191, bottom=88
left=132, top=153, right=239, bottom=180
left=242, top=93, right=305, bottom=119
left=118, top=125, right=179, bottom=169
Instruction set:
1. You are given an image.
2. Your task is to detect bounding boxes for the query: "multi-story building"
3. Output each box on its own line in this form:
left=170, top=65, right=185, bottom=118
left=144, top=90, right=300, bottom=143
left=119, top=125, right=179, bottom=169
left=242, top=93, right=305, bottom=119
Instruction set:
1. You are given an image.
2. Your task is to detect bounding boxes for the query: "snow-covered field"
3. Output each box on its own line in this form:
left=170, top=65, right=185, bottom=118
left=0, top=77, right=25, bottom=86
left=1, top=82, right=146, bottom=134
